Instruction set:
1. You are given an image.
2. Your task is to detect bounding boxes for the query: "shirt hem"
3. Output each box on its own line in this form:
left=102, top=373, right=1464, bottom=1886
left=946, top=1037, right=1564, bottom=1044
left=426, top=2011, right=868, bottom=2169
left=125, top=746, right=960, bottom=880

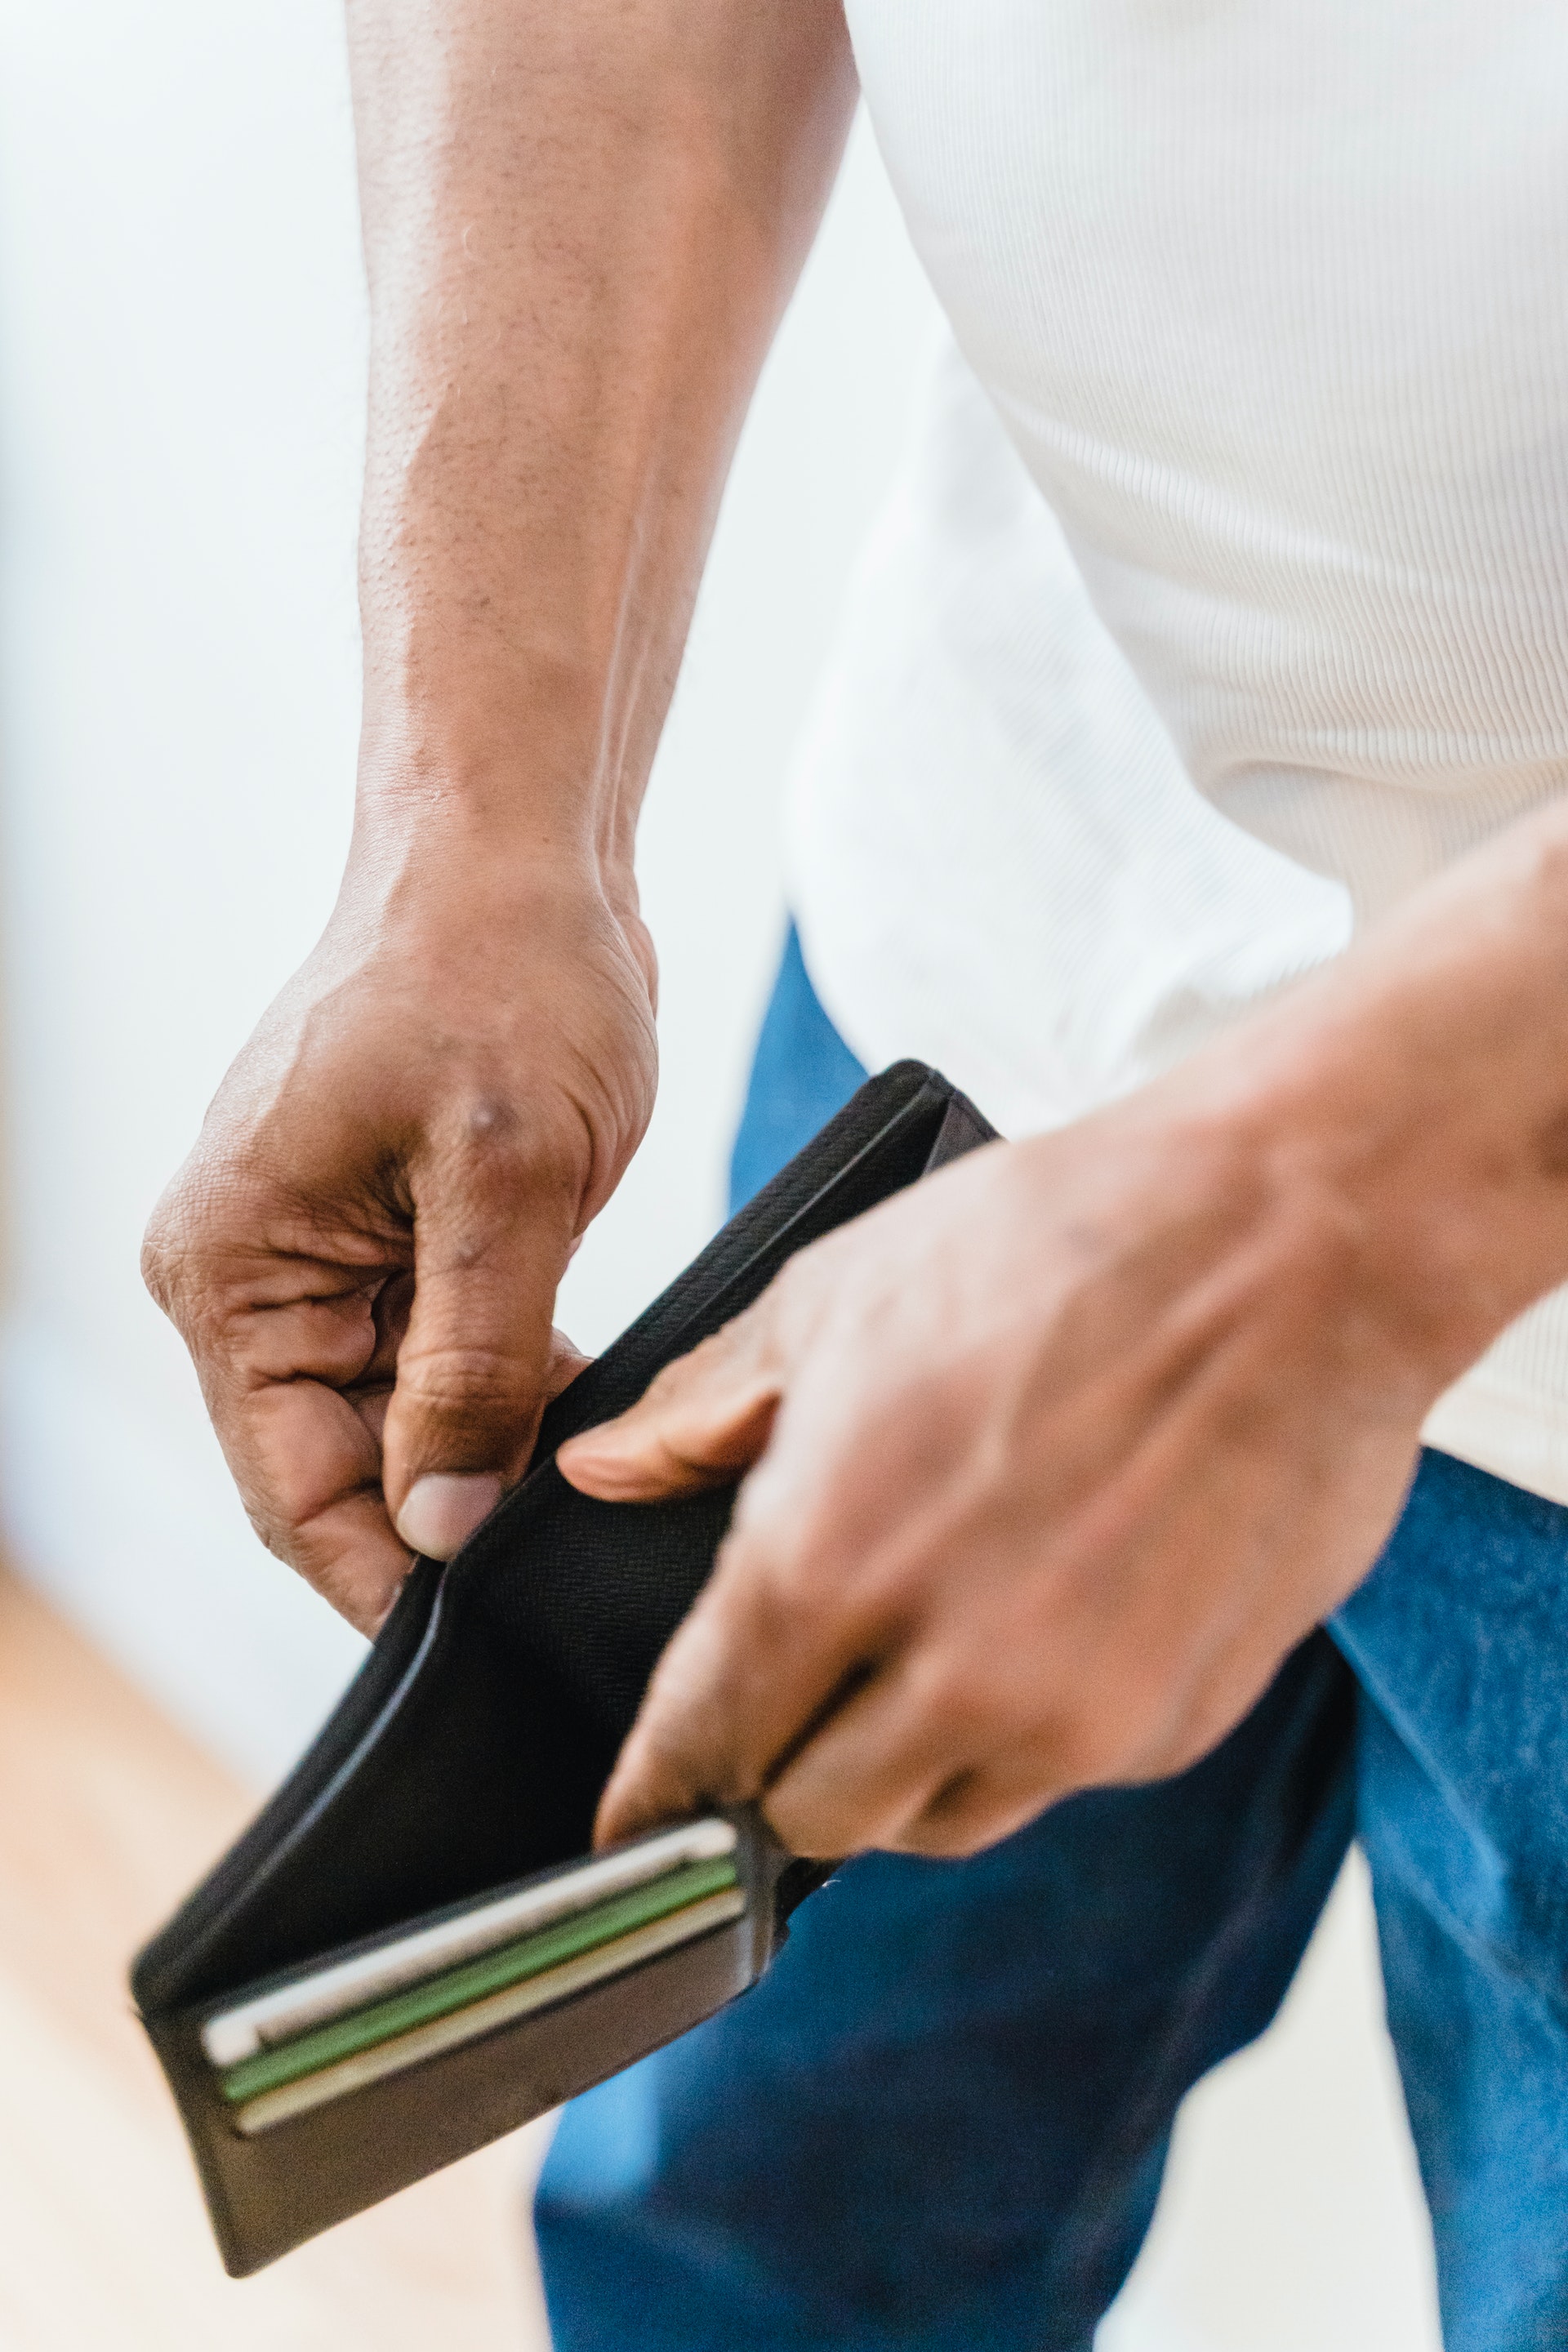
left=1422, top=1368, right=1568, bottom=1510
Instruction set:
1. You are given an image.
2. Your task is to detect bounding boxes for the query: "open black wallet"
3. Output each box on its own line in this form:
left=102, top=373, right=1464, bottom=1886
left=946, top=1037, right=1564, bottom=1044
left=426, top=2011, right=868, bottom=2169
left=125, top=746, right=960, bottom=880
left=131, top=1059, right=996, bottom=2275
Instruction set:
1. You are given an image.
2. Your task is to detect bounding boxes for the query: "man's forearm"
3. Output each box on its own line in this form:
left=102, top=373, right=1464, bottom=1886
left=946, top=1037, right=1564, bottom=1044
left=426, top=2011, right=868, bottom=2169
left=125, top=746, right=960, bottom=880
left=346, top=0, right=857, bottom=871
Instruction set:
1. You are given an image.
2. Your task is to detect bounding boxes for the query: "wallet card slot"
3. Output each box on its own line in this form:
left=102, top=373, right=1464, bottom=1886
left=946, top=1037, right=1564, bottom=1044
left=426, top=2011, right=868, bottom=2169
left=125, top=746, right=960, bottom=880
left=202, top=1816, right=737, bottom=2066
left=230, top=1886, right=748, bottom=2137
left=216, top=1851, right=742, bottom=2102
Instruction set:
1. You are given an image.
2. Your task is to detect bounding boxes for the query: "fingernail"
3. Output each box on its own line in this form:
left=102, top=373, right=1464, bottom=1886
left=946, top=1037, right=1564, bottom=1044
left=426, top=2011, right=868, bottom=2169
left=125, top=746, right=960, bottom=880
left=394, top=1472, right=504, bottom=1560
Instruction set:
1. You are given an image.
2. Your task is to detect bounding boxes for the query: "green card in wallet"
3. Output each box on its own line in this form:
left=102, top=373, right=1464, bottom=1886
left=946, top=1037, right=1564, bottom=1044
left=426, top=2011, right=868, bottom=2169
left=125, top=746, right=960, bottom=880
left=131, top=1060, right=996, bottom=2275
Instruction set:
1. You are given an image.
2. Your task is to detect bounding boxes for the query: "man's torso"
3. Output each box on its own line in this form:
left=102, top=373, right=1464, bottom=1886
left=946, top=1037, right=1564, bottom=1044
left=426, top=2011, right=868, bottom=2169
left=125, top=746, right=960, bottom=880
left=847, top=0, right=1568, bottom=907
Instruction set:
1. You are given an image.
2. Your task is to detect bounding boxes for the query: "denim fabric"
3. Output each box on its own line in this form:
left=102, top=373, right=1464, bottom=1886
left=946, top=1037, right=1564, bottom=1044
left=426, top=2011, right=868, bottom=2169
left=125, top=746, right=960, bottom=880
left=726, top=924, right=871, bottom=1214
left=1338, top=1463, right=1568, bottom=2348
left=537, top=928, right=1568, bottom=2351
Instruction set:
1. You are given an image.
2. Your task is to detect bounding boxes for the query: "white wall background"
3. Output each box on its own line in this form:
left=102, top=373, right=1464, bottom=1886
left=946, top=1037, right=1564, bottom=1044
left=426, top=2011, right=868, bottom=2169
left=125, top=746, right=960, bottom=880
left=0, top=4, right=1440, bottom=2343
left=0, top=0, right=941, bottom=1777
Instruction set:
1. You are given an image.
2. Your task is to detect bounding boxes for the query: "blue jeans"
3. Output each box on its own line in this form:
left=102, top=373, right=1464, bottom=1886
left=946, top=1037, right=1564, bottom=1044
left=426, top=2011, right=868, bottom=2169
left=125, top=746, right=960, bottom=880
left=537, top=929, right=1568, bottom=2351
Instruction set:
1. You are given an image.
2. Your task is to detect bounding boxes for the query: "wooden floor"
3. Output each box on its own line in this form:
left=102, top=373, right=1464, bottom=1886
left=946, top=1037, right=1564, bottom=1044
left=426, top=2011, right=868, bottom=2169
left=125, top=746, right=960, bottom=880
left=0, top=1566, right=554, bottom=2352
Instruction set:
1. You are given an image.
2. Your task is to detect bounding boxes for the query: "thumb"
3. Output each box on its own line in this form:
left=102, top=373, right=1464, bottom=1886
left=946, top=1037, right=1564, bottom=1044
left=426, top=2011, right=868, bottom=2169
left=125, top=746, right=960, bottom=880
left=384, top=1130, right=581, bottom=1558
left=558, top=1307, right=786, bottom=1503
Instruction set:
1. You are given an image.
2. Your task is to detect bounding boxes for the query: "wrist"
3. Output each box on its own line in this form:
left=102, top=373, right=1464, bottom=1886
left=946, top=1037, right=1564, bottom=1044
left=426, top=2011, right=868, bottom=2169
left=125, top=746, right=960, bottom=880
left=330, top=786, right=653, bottom=1022
left=1232, top=1052, right=1518, bottom=1403
left=1200, top=836, right=1568, bottom=1390
left=351, top=700, right=644, bottom=919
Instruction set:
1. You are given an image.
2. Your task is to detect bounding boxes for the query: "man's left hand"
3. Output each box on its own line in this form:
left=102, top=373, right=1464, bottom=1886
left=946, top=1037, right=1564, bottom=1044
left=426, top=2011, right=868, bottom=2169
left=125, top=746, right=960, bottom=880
left=563, top=1065, right=1442, bottom=1859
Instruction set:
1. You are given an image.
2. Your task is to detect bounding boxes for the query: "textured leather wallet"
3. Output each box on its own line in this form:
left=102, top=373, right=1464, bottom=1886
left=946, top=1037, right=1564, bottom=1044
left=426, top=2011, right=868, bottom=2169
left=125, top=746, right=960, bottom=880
left=131, top=1059, right=996, bottom=2274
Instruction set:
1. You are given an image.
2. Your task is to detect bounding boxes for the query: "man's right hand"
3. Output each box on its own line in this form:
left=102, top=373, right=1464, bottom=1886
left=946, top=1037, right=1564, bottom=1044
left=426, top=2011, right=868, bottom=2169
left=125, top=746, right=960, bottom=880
left=142, top=822, right=657, bottom=1633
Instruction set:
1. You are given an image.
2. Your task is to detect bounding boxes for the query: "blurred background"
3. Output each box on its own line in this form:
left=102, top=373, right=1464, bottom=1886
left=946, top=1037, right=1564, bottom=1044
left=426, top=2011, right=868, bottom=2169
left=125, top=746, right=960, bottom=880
left=0, top=3, right=1444, bottom=2344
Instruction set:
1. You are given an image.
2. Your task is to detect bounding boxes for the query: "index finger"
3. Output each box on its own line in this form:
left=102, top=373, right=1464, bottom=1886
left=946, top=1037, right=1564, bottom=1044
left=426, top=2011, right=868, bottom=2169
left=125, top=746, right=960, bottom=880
left=238, top=1373, right=414, bottom=1630
left=206, top=1272, right=416, bottom=1629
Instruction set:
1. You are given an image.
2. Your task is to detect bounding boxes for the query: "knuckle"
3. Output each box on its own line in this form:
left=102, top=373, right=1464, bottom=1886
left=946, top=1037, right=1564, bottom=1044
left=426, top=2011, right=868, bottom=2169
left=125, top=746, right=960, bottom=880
left=397, top=1342, right=528, bottom=1418
left=767, top=1253, right=819, bottom=1334
left=707, top=1530, right=829, bottom=1664
left=1049, top=1700, right=1142, bottom=1789
left=140, top=1217, right=178, bottom=1313
left=247, top=1503, right=298, bottom=1569
left=639, top=1346, right=711, bottom=1409
left=921, top=1658, right=1000, bottom=1747
left=140, top=1151, right=261, bottom=1337
left=453, top=1094, right=532, bottom=1183
left=1045, top=1723, right=1102, bottom=1788
left=898, top=1790, right=990, bottom=1861
left=222, top=1461, right=303, bottom=1570
left=664, top=1308, right=767, bottom=1392
left=140, top=1176, right=204, bottom=1323
left=437, top=1090, right=586, bottom=1205
left=727, top=1521, right=817, bottom=1622
left=898, top=1820, right=972, bottom=1860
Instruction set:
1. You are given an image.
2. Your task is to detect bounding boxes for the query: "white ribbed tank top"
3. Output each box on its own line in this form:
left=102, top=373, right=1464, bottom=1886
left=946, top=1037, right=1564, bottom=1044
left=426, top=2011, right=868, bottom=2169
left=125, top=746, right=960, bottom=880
left=787, top=0, right=1568, bottom=1503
